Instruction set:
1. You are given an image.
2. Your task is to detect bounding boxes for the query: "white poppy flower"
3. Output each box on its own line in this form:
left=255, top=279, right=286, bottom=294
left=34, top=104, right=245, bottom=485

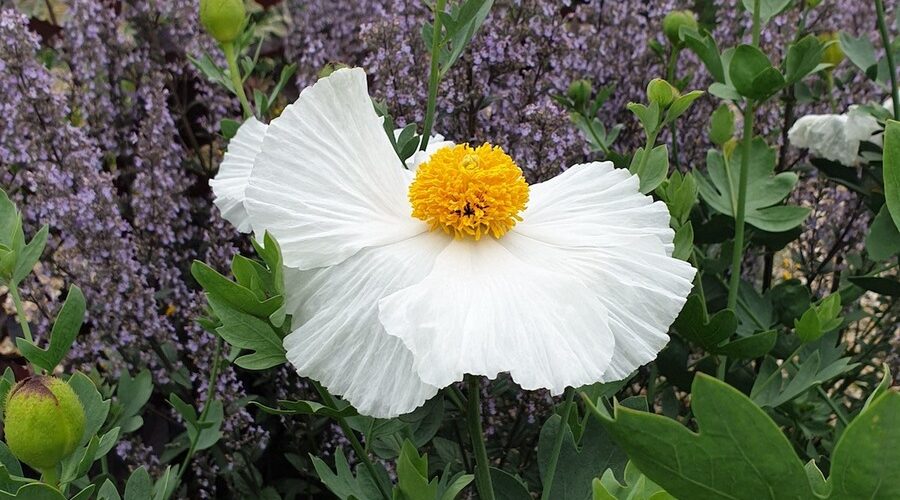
left=788, top=106, right=881, bottom=166
left=210, top=67, right=696, bottom=418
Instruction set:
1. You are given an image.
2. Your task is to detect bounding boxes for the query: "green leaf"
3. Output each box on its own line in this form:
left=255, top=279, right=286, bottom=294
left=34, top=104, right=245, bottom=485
left=794, top=308, right=821, bottom=343
left=69, top=371, right=110, bottom=447
left=866, top=205, right=900, bottom=260
left=672, top=222, right=694, bottom=261
left=124, top=467, right=153, bottom=500
left=828, top=391, right=900, bottom=499
left=206, top=295, right=286, bottom=370
left=538, top=398, right=645, bottom=500
left=751, top=350, right=856, bottom=408
left=0, top=443, right=21, bottom=478
left=883, top=121, right=900, bottom=231
left=729, top=45, right=784, bottom=100
left=864, top=364, right=892, bottom=411
left=491, top=468, right=531, bottom=500
left=16, top=285, right=85, bottom=372
left=839, top=33, right=877, bottom=76
left=0, top=190, right=16, bottom=248
left=673, top=296, right=737, bottom=350
left=804, top=461, right=830, bottom=498
left=13, top=224, right=47, bottom=284
left=0, top=482, right=67, bottom=500
left=681, top=30, right=725, bottom=83
left=114, top=369, right=153, bottom=434
left=708, top=104, right=734, bottom=145
left=0, top=368, right=15, bottom=420
left=311, top=448, right=390, bottom=500
left=627, top=102, right=661, bottom=133
left=784, top=35, right=825, bottom=84
left=664, top=91, right=704, bottom=124
left=600, top=374, right=815, bottom=500
left=438, top=0, right=494, bottom=78
left=697, top=139, right=809, bottom=232
left=191, top=260, right=282, bottom=318
left=248, top=399, right=357, bottom=419
left=715, top=329, right=776, bottom=358
left=741, top=0, right=791, bottom=23
left=629, top=144, right=669, bottom=194
left=97, top=479, right=122, bottom=500
left=848, top=276, right=900, bottom=296
left=594, top=461, right=675, bottom=500
left=220, top=119, right=240, bottom=140
left=394, top=440, right=439, bottom=500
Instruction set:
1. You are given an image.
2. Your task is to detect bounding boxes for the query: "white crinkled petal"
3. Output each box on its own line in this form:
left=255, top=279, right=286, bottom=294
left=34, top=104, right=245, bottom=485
left=209, top=117, right=268, bottom=232
left=245, top=68, right=426, bottom=270
left=516, top=162, right=675, bottom=255
left=500, top=162, right=696, bottom=381
left=378, top=237, right=616, bottom=394
left=788, top=110, right=880, bottom=166
left=283, top=231, right=450, bottom=418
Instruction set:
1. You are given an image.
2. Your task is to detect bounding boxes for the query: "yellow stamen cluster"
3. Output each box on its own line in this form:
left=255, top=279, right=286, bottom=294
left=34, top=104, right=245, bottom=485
left=409, top=143, right=529, bottom=240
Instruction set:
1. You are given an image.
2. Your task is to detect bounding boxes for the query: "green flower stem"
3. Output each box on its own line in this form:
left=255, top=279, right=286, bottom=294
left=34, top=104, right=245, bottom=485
left=728, top=0, right=762, bottom=312
left=40, top=467, right=59, bottom=489
left=540, top=388, right=575, bottom=500
left=419, top=0, right=447, bottom=151
left=311, top=381, right=391, bottom=500
left=583, top=114, right=612, bottom=156
left=169, top=337, right=222, bottom=499
left=875, top=0, right=899, bottom=121
left=466, top=375, right=495, bottom=500
left=8, top=285, right=33, bottom=344
left=222, top=41, right=253, bottom=120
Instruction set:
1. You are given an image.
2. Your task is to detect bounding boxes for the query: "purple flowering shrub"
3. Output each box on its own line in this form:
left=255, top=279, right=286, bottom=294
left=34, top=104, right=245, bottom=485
left=1, top=0, right=899, bottom=498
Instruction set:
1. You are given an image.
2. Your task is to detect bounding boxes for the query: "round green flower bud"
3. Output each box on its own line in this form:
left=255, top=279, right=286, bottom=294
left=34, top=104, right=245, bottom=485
left=199, top=0, right=246, bottom=44
left=662, top=10, right=698, bottom=46
left=4, top=376, right=85, bottom=471
left=805, top=0, right=823, bottom=8
left=646, top=78, right=679, bottom=108
left=818, top=32, right=844, bottom=69
left=567, top=79, right=593, bottom=109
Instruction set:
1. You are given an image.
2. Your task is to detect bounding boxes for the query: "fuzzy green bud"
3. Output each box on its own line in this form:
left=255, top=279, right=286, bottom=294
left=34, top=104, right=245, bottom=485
left=567, top=79, right=593, bottom=109
left=199, top=0, right=246, bottom=44
left=4, top=376, right=85, bottom=471
left=818, top=32, right=844, bottom=69
left=662, top=10, right=698, bottom=46
left=647, top=78, right=679, bottom=108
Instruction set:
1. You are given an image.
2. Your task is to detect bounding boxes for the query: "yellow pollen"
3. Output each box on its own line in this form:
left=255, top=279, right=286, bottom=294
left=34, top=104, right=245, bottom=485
left=409, top=143, right=529, bottom=240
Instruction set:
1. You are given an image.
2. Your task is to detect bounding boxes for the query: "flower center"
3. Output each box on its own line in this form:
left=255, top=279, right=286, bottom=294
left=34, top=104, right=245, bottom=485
left=409, top=143, right=529, bottom=240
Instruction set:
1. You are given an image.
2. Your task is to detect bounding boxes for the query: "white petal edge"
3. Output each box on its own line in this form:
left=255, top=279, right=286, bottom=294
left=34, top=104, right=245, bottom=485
left=283, top=231, right=450, bottom=418
left=516, top=162, right=676, bottom=255
left=378, top=237, right=616, bottom=394
left=503, top=162, right=697, bottom=380
left=245, top=67, right=425, bottom=270
left=210, top=117, right=268, bottom=233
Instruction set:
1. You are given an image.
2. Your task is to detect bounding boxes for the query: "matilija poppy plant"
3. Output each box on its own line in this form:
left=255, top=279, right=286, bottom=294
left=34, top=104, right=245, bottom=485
left=210, top=67, right=696, bottom=418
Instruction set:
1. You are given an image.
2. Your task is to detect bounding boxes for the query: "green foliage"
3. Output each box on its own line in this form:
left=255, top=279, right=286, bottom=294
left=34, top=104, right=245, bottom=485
left=883, top=120, right=900, bottom=231
left=592, top=462, right=674, bottom=500
left=311, top=448, right=391, bottom=500
left=599, top=374, right=817, bottom=499
left=828, top=391, right=900, bottom=499
left=794, top=294, right=842, bottom=343
left=17, top=287, right=85, bottom=373
left=421, top=0, right=494, bottom=78
left=708, top=104, right=734, bottom=145
left=697, top=138, right=810, bottom=231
